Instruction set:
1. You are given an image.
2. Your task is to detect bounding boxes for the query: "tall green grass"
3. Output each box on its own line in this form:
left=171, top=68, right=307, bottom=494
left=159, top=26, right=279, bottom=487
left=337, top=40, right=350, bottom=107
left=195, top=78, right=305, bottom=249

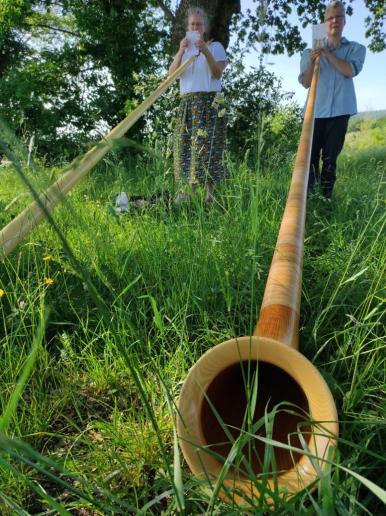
left=0, top=123, right=385, bottom=513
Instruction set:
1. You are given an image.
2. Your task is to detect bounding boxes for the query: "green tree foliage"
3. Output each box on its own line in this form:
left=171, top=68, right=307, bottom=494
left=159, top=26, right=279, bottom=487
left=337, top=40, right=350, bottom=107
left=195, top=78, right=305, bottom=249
left=0, top=1, right=32, bottom=74
left=222, top=59, right=302, bottom=159
left=0, top=1, right=167, bottom=159
left=0, top=0, right=32, bottom=42
left=363, top=0, right=386, bottom=52
left=67, top=0, right=166, bottom=126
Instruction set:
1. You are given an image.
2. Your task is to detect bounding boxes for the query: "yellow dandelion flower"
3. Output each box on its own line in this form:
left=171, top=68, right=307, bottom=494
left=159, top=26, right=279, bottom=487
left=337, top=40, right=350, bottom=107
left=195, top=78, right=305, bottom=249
left=44, top=277, right=54, bottom=286
left=0, top=288, right=4, bottom=298
left=43, top=255, right=53, bottom=261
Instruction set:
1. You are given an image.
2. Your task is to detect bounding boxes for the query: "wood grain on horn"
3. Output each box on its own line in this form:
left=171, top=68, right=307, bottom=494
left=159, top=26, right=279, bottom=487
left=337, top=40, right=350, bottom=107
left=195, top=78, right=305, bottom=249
left=255, top=58, right=320, bottom=347
left=177, top=58, right=338, bottom=503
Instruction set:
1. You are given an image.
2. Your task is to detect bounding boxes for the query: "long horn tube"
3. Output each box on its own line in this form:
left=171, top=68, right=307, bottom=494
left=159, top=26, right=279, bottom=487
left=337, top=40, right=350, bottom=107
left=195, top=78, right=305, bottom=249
left=177, top=58, right=338, bottom=503
left=0, top=56, right=195, bottom=258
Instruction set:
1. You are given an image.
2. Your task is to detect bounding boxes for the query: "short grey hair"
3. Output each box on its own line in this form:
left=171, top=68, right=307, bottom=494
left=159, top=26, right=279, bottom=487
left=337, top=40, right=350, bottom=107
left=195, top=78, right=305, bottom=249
left=325, top=1, right=346, bottom=18
left=187, top=7, right=210, bottom=32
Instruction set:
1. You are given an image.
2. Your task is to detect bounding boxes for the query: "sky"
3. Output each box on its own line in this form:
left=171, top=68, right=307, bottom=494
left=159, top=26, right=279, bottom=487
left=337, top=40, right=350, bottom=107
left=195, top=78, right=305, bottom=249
left=240, top=0, right=386, bottom=112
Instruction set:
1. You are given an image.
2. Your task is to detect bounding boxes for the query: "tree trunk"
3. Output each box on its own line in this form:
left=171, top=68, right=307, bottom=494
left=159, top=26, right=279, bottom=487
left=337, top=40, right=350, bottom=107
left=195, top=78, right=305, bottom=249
left=170, top=0, right=241, bottom=50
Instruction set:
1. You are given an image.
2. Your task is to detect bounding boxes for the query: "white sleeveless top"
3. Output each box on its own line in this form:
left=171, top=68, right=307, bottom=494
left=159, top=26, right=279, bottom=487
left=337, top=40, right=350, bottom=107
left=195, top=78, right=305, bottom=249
left=179, top=41, right=227, bottom=95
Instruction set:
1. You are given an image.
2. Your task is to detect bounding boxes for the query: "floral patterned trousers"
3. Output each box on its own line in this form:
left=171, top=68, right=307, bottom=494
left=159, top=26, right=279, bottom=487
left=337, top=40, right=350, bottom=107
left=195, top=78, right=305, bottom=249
left=173, top=92, right=226, bottom=186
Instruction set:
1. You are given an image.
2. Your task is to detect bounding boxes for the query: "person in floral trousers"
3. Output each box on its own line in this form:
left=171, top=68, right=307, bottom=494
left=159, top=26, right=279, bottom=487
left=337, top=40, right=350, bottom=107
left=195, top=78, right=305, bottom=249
left=169, top=7, right=227, bottom=204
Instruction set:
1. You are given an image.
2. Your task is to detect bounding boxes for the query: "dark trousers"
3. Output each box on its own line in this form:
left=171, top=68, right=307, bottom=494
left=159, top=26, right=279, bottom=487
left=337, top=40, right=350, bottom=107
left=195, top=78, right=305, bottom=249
left=309, top=115, right=350, bottom=197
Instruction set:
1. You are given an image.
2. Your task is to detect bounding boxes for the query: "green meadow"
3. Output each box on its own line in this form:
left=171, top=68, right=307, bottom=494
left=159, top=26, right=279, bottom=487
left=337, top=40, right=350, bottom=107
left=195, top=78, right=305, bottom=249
left=0, top=116, right=385, bottom=514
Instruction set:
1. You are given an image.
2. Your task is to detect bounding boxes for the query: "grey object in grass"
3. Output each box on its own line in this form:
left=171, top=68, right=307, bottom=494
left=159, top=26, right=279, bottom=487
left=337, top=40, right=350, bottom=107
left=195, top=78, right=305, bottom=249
left=114, top=192, right=129, bottom=214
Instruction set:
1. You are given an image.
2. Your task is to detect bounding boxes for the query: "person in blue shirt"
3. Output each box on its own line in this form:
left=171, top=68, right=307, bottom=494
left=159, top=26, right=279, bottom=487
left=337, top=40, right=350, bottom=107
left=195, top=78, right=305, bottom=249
left=299, top=1, right=366, bottom=198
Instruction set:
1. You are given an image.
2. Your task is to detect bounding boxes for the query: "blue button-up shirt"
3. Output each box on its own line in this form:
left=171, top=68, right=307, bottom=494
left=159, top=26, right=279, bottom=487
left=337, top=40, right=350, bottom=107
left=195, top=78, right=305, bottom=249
left=299, top=38, right=366, bottom=118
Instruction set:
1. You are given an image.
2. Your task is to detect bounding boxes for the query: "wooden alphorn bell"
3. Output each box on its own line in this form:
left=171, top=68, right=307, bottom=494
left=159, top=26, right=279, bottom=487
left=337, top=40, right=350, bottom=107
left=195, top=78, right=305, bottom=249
left=177, top=58, right=338, bottom=503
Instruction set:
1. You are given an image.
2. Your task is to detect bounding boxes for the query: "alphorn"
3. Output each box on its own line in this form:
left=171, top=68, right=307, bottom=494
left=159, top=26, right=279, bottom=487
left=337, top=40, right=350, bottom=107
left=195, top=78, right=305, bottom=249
left=177, top=58, right=338, bottom=503
left=0, top=56, right=195, bottom=258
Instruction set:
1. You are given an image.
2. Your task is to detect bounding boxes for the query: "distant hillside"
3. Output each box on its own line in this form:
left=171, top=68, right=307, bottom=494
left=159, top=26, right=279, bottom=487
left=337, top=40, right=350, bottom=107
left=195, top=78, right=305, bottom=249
left=346, top=110, right=386, bottom=151
left=348, top=110, right=386, bottom=132
left=353, top=109, right=386, bottom=120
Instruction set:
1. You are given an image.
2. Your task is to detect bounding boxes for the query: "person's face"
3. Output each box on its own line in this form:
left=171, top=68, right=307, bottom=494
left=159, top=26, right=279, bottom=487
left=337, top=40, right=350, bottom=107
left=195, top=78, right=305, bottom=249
left=325, top=7, right=345, bottom=38
left=188, top=14, right=205, bottom=37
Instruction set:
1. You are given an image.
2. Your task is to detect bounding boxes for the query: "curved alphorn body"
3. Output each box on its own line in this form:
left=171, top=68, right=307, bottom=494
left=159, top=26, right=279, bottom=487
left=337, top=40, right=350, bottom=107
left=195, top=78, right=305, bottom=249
left=177, top=58, right=338, bottom=503
left=0, top=56, right=195, bottom=258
